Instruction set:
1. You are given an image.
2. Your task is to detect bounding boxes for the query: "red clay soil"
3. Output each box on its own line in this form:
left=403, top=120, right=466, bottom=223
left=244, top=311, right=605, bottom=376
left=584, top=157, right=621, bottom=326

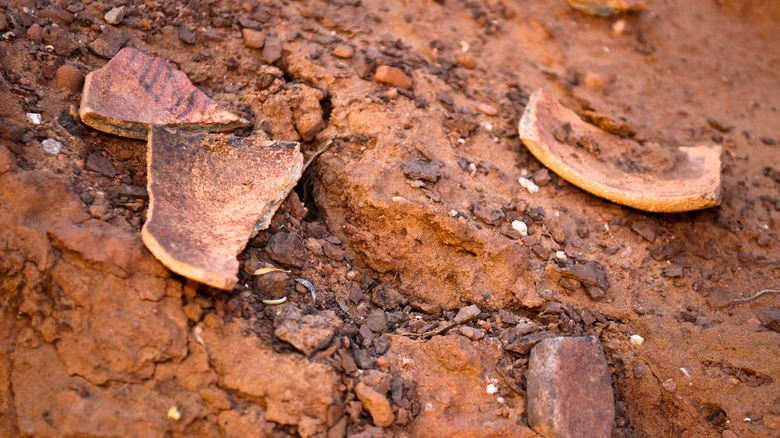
left=1, top=0, right=778, bottom=437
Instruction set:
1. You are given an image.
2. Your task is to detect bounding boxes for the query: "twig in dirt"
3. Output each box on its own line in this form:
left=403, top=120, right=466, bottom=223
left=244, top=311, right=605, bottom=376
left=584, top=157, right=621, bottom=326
left=401, top=315, right=478, bottom=339
left=732, top=289, right=780, bottom=303
left=295, top=278, right=316, bottom=305
left=302, top=135, right=346, bottom=173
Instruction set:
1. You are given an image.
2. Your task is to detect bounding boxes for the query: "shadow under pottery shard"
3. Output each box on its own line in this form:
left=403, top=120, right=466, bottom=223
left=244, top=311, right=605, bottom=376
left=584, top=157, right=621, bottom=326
left=142, top=126, right=302, bottom=290
left=518, top=89, right=723, bottom=213
left=79, top=47, right=248, bottom=139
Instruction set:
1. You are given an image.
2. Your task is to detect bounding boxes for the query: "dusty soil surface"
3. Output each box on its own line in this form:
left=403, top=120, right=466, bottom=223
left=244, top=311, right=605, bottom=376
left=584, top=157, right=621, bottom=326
left=1, top=0, right=779, bottom=437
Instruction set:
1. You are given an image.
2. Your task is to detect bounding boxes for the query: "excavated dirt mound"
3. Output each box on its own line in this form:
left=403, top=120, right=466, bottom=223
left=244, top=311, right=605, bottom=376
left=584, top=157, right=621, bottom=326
left=1, top=0, right=779, bottom=437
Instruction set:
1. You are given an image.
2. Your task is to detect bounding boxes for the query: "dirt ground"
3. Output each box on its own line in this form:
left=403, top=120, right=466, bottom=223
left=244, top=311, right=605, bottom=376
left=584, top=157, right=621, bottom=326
left=1, top=0, right=779, bottom=437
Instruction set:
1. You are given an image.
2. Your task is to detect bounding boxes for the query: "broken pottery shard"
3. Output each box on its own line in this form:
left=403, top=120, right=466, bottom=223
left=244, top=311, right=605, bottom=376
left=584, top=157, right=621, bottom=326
left=141, top=126, right=302, bottom=290
left=518, top=89, right=723, bottom=213
left=79, top=48, right=248, bottom=139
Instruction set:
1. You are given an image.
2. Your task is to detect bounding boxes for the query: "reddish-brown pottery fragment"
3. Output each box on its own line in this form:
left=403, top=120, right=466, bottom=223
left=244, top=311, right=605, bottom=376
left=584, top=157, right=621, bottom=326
left=142, top=126, right=302, bottom=290
left=79, top=48, right=248, bottom=139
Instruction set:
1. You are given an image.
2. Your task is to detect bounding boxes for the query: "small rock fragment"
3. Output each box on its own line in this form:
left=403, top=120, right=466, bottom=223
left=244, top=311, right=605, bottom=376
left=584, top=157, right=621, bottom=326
left=629, top=334, right=644, bottom=345
left=527, top=336, right=614, bottom=438
left=333, top=45, right=354, bottom=58
left=561, top=262, right=609, bottom=300
left=0, top=143, right=15, bottom=173
left=518, top=177, right=539, bottom=194
left=42, top=24, right=78, bottom=56
left=757, top=309, right=780, bottom=333
left=253, top=264, right=289, bottom=298
left=354, top=383, right=394, bottom=427
left=265, top=232, right=306, bottom=268
left=104, top=6, right=126, bottom=25
left=177, top=26, right=197, bottom=44
left=661, top=378, right=677, bottom=393
left=274, top=306, right=341, bottom=355
left=54, top=65, right=84, bottom=93
left=374, top=65, right=412, bottom=89
left=457, top=52, right=476, bottom=69
left=322, top=241, right=346, bottom=261
left=41, top=139, right=64, bottom=155
left=26, top=23, right=42, bottom=41
left=454, top=304, right=480, bottom=323
left=242, top=28, right=265, bottom=49
left=473, top=204, right=505, bottom=226
left=477, top=103, right=498, bottom=116
left=512, top=220, right=528, bottom=236
left=86, top=152, right=116, bottom=178
left=262, top=36, right=282, bottom=63
left=532, top=168, right=551, bottom=186
left=400, top=160, right=442, bottom=183
left=88, top=27, right=130, bottom=59
left=372, top=288, right=408, bottom=310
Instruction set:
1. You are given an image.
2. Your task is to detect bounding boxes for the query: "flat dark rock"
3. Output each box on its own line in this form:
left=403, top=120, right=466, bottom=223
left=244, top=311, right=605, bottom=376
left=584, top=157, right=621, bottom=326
left=80, top=48, right=248, bottom=139
left=141, top=126, right=302, bottom=290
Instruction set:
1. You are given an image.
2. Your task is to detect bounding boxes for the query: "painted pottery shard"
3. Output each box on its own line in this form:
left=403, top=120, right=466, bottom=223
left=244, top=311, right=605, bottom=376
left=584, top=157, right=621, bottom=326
left=518, top=89, right=723, bottom=212
left=79, top=48, right=248, bottom=139
left=142, top=126, right=302, bottom=290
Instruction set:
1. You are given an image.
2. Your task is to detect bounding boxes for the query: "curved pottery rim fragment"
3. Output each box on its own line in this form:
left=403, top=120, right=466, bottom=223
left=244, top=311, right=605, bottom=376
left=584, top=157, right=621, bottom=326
left=518, top=89, right=723, bottom=213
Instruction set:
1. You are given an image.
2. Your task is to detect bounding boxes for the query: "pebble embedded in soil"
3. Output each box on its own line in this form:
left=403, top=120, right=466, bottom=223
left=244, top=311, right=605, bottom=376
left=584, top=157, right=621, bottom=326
left=242, top=28, right=265, bottom=49
left=265, top=231, right=305, bottom=268
left=454, top=304, right=480, bottom=323
left=53, top=65, right=84, bottom=93
left=374, top=65, right=412, bottom=89
left=527, top=336, right=614, bottom=438
left=262, top=36, right=282, bottom=63
left=177, top=26, right=197, bottom=44
left=333, top=44, right=354, bottom=58
left=518, top=177, right=540, bottom=194
left=104, top=6, right=126, bottom=25
left=355, top=382, right=394, bottom=427
left=273, top=306, right=341, bottom=356
left=26, top=23, right=42, bottom=41
left=86, top=152, right=116, bottom=178
left=41, top=139, right=64, bottom=155
left=400, top=159, right=442, bottom=183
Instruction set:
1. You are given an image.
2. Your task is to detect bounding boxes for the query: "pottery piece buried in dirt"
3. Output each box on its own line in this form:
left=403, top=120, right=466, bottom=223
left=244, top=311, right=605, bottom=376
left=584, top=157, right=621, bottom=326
left=518, top=89, right=723, bottom=213
left=142, top=126, right=303, bottom=290
left=79, top=47, right=248, bottom=139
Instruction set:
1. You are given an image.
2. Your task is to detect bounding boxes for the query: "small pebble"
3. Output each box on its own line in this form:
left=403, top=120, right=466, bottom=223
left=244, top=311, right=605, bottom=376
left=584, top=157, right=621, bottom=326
left=27, top=113, right=42, bottom=125
left=761, top=137, right=776, bottom=145
left=661, top=378, right=677, bottom=393
left=104, top=6, right=126, bottom=25
left=242, top=28, right=265, bottom=49
left=26, top=23, right=42, bottom=41
left=512, top=220, right=528, bottom=236
left=457, top=52, right=476, bottom=69
left=262, top=36, right=282, bottom=63
left=477, top=103, right=497, bottom=116
left=629, top=334, right=644, bottom=346
left=518, top=177, right=540, bottom=194
left=41, top=138, right=64, bottom=155
left=375, top=65, right=412, bottom=89
left=333, top=44, right=354, bottom=58
left=54, top=65, right=84, bottom=92
left=486, top=383, right=498, bottom=394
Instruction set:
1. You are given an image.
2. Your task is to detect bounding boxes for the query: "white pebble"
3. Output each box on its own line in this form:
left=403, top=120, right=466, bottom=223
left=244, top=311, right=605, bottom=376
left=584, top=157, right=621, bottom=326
left=486, top=383, right=498, bottom=394
left=518, top=177, right=539, bottom=194
left=511, top=220, right=528, bottom=236
left=41, top=139, right=63, bottom=155
left=555, top=251, right=567, bottom=260
left=27, top=113, right=41, bottom=125
left=629, top=334, right=645, bottom=346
